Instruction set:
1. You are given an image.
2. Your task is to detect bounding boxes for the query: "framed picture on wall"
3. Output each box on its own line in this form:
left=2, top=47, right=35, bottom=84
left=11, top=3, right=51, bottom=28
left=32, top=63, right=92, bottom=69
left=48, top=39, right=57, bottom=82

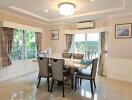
left=51, top=30, right=59, bottom=40
left=115, top=23, right=132, bottom=39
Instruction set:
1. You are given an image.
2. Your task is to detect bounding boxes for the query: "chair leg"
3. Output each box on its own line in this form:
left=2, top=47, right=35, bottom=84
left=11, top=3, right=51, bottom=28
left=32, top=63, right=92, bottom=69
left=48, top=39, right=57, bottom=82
left=62, top=81, right=64, bottom=97
left=77, top=78, right=79, bottom=85
left=71, top=77, right=73, bottom=89
left=37, top=76, right=41, bottom=88
left=90, top=80, right=93, bottom=95
left=80, top=78, right=82, bottom=85
left=50, top=79, right=54, bottom=92
left=67, top=80, right=70, bottom=86
left=38, top=75, right=40, bottom=79
left=47, top=77, right=49, bottom=92
left=75, top=77, right=77, bottom=91
left=93, top=79, right=96, bottom=88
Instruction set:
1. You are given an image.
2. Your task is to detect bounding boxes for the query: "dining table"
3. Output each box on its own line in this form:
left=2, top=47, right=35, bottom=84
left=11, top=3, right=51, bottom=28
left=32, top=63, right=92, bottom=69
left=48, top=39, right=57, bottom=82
left=33, top=53, right=92, bottom=86
left=33, top=53, right=92, bottom=70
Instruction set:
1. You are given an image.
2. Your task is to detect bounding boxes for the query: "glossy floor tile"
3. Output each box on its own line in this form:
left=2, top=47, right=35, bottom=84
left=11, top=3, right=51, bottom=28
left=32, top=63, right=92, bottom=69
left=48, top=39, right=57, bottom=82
left=0, top=72, right=132, bottom=100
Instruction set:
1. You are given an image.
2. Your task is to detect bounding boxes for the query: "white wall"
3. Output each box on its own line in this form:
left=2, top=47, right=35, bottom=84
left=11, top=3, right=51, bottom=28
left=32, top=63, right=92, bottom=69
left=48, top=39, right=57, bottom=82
left=0, top=60, right=39, bottom=82
left=45, top=24, right=77, bottom=53
left=106, top=15, right=132, bottom=83
left=107, top=57, right=132, bottom=82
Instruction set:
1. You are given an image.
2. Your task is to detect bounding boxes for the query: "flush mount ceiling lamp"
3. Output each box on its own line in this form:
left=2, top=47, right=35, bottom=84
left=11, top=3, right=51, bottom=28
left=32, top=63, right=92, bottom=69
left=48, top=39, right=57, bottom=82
left=58, top=2, right=76, bottom=16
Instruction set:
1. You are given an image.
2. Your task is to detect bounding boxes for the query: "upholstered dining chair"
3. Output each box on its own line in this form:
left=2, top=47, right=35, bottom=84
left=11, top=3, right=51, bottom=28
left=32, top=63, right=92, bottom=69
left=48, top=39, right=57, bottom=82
left=62, top=53, right=72, bottom=73
left=50, top=58, right=74, bottom=97
left=71, top=54, right=84, bottom=74
left=62, top=53, right=72, bottom=58
left=75, top=58, right=98, bottom=95
left=37, top=57, right=52, bottom=92
left=73, top=54, right=84, bottom=59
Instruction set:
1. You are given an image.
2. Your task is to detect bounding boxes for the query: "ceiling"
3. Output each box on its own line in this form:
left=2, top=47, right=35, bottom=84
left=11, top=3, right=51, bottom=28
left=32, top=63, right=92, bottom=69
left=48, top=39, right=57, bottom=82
left=0, top=0, right=132, bottom=23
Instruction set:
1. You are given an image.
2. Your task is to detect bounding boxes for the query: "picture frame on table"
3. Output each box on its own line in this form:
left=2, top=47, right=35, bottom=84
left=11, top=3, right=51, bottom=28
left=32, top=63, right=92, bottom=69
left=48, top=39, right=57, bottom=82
left=115, top=23, right=132, bottom=39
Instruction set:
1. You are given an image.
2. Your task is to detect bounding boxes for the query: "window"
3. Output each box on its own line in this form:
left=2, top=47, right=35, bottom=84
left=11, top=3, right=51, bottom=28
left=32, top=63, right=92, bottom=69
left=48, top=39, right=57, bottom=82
left=71, top=33, right=99, bottom=59
left=11, top=29, right=37, bottom=61
left=86, top=33, right=99, bottom=59
left=73, top=34, right=86, bottom=54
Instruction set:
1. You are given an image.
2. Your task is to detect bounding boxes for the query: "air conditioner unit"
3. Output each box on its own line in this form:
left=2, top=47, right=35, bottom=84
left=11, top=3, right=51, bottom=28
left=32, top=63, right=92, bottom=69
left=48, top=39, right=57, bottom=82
left=77, top=21, right=95, bottom=29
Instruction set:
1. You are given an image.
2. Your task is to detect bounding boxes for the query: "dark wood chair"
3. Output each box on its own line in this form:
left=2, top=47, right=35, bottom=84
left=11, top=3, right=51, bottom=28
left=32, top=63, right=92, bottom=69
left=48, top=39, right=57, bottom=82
left=50, top=58, right=74, bottom=97
left=72, top=54, right=84, bottom=82
left=62, top=53, right=72, bottom=58
left=37, top=57, right=52, bottom=92
left=75, top=58, right=98, bottom=95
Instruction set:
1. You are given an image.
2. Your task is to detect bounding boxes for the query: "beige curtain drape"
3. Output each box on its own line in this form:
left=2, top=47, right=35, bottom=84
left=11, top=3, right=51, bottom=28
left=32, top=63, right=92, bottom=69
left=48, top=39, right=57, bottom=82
left=65, top=34, right=74, bottom=52
left=35, top=32, right=42, bottom=53
left=0, top=27, right=14, bottom=67
left=98, top=32, right=107, bottom=76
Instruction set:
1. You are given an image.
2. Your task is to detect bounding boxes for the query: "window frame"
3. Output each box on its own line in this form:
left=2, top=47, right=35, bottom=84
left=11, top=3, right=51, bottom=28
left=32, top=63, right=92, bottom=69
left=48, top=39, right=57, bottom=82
left=11, top=29, right=37, bottom=61
left=71, top=33, right=99, bottom=59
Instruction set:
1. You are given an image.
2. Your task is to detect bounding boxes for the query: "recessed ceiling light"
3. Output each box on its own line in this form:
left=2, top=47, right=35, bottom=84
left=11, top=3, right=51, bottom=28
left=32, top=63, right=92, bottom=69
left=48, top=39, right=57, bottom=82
left=44, top=9, right=48, bottom=12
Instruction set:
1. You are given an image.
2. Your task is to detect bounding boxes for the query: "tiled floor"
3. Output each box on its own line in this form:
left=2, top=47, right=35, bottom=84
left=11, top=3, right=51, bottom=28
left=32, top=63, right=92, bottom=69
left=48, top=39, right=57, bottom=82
left=0, top=72, right=132, bottom=100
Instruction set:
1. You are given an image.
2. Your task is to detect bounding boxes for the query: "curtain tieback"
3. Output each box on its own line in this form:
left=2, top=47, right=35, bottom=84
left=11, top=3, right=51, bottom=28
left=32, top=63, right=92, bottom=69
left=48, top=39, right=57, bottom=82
left=102, top=50, right=108, bottom=54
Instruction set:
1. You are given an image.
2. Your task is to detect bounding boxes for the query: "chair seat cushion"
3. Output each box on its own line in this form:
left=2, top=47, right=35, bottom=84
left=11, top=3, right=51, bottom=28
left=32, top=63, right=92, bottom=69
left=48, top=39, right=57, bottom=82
left=80, top=59, right=92, bottom=65
left=78, top=69, right=91, bottom=76
left=76, top=69, right=92, bottom=79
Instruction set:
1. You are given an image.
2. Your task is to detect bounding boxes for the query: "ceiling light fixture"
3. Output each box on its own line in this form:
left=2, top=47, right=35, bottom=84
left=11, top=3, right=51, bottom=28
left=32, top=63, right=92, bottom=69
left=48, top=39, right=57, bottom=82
left=58, top=2, right=76, bottom=16
left=44, top=9, right=48, bottom=12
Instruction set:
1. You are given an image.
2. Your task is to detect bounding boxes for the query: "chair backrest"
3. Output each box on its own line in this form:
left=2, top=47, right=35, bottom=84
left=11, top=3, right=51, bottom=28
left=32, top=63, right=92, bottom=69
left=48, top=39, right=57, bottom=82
left=51, top=58, right=64, bottom=81
left=37, top=53, right=46, bottom=58
left=62, top=53, right=72, bottom=58
left=73, top=54, right=84, bottom=59
left=38, top=57, right=49, bottom=77
left=91, top=58, right=98, bottom=79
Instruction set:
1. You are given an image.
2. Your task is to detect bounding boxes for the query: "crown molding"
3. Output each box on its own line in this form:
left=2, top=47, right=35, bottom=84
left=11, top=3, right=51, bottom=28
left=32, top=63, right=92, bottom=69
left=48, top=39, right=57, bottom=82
left=0, top=9, right=48, bottom=25
left=106, top=13, right=132, bottom=20
left=1, top=20, right=43, bottom=32
left=50, top=0, right=126, bottom=21
left=51, top=7, right=124, bottom=21
left=10, top=6, right=50, bottom=21
left=9, top=0, right=126, bottom=22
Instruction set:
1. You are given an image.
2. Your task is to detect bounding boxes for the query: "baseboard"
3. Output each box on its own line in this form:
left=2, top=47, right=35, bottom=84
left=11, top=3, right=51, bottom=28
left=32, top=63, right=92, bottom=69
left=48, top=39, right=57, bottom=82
left=107, top=74, right=132, bottom=83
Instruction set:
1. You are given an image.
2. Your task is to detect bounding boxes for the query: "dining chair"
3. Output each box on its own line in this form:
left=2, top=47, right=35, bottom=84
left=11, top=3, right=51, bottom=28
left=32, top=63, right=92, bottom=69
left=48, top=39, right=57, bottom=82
left=50, top=58, right=74, bottom=97
left=75, top=58, right=98, bottom=95
left=62, top=53, right=72, bottom=58
left=62, top=53, right=72, bottom=73
left=37, top=57, right=52, bottom=92
left=37, top=53, right=46, bottom=58
left=72, top=54, right=84, bottom=80
left=73, top=54, right=84, bottom=59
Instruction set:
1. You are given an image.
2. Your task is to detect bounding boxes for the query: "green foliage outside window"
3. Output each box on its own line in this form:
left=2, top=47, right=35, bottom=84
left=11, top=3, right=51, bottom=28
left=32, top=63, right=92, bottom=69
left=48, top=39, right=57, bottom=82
left=75, top=41, right=99, bottom=58
left=11, top=29, right=37, bottom=61
left=25, top=31, right=36, bottom=59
